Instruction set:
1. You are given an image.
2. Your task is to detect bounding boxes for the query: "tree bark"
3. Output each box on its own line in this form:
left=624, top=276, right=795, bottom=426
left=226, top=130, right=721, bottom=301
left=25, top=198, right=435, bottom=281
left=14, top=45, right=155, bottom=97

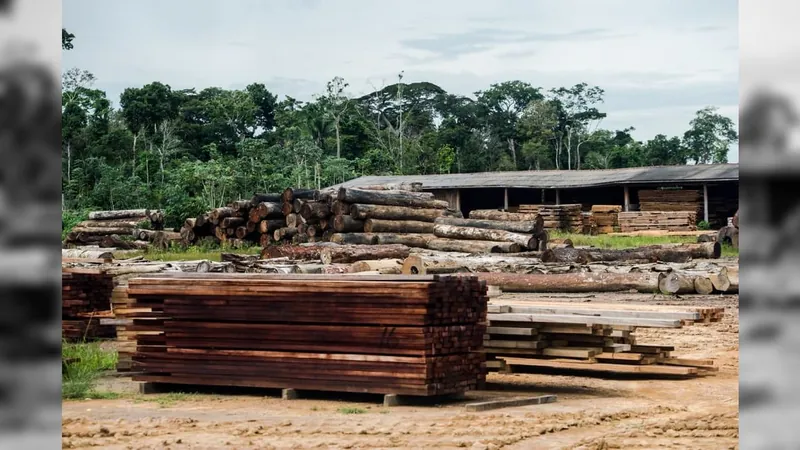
left=320, top=244, right=411, bottom=264
left=350, top=259, right=403, bottom=274
left=350, top=203, right=462, bottom=222
left=250, top=193, right=282, bottom=206
left=642, top=242, right=721, bottom=259
left=209, top=207, right=239, bottom=224
left=658, top=272, right=697, bottom=294
left=300, top=202, right=331, bottom=220
left=68, top=226, right=138, bottom=236
left=87, top=209, right=150, bottom=220
left=281, top=202, right=294, bottom=216
left=338, top=188, right=449, bottom=209
left=331, top=201, right=351, bottom=216
left=282, top=188, right=319, bottom=203
left=259, top=219, right=285, bottom=234
left=221, top=217, right=246, bottom=229
left=364, top=219, right=434, bottom=233
left=468, top=210, right=538, bottom=221
left=61, top=249, right=114, bottom=260
left=373, top=233, right=436, bottom=248
left=151, top=231, right=182, bottom=250
left=433, top=216, right=543, bottom=234
left=330, top=233, right=379, bottom=245
left=476, top=272, right=661, bottom=293
left=273, top=227, right=298, bottom=241
left=195, top=214, right=209, bottom=228
left=401, top=255, right=471, bottom=275
left=260, top=244, right=334, bottom=260
left=252, top=202, right=283, bottom=220
left=76, top=220, right=143, bottom=228
left=426, top=238, right=522, bottom=254
left=541, top=247, right=694, bottom=264
left=433, top=223, right=537, bottom=249
left=356, top=182, right=423, bottom=192
left=332, top=215, right=365, bottom=232
left=99, top=234, right=148, bottom=250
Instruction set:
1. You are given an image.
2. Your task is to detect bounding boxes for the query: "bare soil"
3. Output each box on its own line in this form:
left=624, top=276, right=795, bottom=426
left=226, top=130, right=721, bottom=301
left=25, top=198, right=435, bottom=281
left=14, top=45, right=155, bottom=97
left=62, top=292, right=739, bottom=449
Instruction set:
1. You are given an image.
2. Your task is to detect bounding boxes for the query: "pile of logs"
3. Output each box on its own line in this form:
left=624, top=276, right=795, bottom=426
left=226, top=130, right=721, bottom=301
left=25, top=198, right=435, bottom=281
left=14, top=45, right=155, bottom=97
left=62, top=269, right=115, bottom=341
left=519, top=204, right=583, bottom=233
left=441, top=209, right=549, bottom=251
left=127, top=273, right=488, bottom=396
left=589, top=205, right=622, bottom=234
left=64, top=209, right=165, bottom=248
left=485, top=302, right=723, bottom=376
left=180, top=194, right=287, bottom=247
left=618, top=211, right=698, bottom=232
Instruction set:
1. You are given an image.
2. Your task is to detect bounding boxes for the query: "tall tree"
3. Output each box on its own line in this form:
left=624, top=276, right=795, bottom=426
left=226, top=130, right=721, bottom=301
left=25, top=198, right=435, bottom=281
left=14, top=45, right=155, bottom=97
left=320, top=77, right=351, bottom=158
left=548, top=83, right=606, bottom=170
left=682, top=106, right=739, bottom=164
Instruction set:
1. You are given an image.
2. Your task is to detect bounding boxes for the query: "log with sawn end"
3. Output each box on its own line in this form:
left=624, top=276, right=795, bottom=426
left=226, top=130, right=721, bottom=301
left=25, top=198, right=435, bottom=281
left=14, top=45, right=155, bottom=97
left=320, top=244, right=411, bottom=264
left=434, top=216, right=544, bottom=234
left=350, top=259, right=403, bottom=274
left=476, top=272, right=661, bottom=293
left=87, top=209, right=150, bottom=221
left=333, top=215, right=365, bottom=232
left=259, top=219, right=285, bottom=234
left=249, top=193, right=282, bottom=206
left=209, top=207, right=239, bottom=224
left=300, top=201, right=331, bottom=221
left=330, top=233, right=379, bottom=245
left=364, top=219, right=434, bottom=234
left=260, top=244, right=335, bottom=261
left=642, top=242, right=721, bottom=259
left=338, top=188, right=449, bottom=209
left=425, top=238, right=522, bottom=254
left=433, top=223, right=538, bottom=250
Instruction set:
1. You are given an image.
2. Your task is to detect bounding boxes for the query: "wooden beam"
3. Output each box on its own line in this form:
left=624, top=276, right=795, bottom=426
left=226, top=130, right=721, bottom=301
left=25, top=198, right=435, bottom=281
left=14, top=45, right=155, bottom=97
left=623, top=186, right=630, bottom=212
left=555, top=189, right=561, bottom=206
left=464, top=395, right=557, bottom=412
left=703, top=183, right=709, bottom=223
left=504, top=188, right=509, bottom=210
left=487, top=313, right=683, bottom=328
left=493, top=305, right=702, bottom=321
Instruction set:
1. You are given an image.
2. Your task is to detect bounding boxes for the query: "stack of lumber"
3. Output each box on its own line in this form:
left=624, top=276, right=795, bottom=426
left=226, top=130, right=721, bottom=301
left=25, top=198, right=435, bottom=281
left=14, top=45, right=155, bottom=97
left=127, top=273, right=488, bottom=396
left=638, top=189, right=702, bottom=215
left=64, top=209, right=165, bottom=248
left=618, top=211, right=697, bottom=232
left=519, top=204, right=583, bottom=233
left=590, top=205, right=622, bottom=234
left=581, top=212, right=594, bottom=235
left=61, top=269, right=115, bottom=341
left=484, top=303, right=722, bottom=376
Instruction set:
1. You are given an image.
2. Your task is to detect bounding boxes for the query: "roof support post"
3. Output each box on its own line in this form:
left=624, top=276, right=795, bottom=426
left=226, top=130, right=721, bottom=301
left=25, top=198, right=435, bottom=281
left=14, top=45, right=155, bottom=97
left=456, top=189, right=461, bottom=212
left=555, top=189, right=561, bottom=206
left=703, top=184, right=709, bottom=223
left=504, top=188, right=509, bottom=211
left=623, top=186, right=630, bottom=212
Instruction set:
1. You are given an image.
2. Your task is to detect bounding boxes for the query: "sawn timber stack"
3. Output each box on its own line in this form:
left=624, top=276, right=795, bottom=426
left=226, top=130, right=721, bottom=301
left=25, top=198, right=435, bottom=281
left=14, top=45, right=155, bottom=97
left=128, top=273, right=488, bottom=396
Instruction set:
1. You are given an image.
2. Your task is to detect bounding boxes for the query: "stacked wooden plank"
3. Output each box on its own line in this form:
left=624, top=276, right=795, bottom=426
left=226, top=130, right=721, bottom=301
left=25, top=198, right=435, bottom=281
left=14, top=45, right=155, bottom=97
left=518, top=204, right=583, bottom=233
left=128, top=273, right=488, bottom=396
left=618, top=211, right=697, bottom=232
left=590, top=205, right=622, bottom=234
left=485, top=303, right=722, bottom=376
left=638, top=189, right=702, bottom=216
left=64, top=209, right=165, bottom=247
left=62, top=269, right=115, bottom=341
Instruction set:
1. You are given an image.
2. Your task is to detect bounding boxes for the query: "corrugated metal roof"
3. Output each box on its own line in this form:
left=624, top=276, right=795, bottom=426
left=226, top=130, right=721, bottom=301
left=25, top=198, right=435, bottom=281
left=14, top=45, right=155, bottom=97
left=331, top=164, right=739, bottom=190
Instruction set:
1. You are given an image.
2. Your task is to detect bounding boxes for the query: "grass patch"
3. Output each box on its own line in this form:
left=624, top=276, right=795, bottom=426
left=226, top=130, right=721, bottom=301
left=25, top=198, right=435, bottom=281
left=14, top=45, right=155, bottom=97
left=551, top=232, right=739, bottom=257
left=62, top=341, right=118, bottom=400
left=337, top=406, right=367, bottom=414
left=133, top=392, right=203, bottom=407
left=121, top=242, right=262, bottom=262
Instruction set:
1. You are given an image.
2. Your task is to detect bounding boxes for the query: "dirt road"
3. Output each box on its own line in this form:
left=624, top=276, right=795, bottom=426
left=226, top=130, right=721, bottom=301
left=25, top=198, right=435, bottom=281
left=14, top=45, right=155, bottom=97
left=62, top=293, right=739, bottom=449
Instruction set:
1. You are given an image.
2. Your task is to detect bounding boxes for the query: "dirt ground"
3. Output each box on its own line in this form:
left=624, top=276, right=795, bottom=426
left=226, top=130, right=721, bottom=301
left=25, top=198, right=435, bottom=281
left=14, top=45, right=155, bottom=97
left=62, top=292, right=739, bottom=450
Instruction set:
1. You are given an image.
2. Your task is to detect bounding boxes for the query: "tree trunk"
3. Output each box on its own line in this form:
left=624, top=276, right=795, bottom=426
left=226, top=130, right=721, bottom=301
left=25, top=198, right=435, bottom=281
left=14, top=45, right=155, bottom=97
left=259, top=219, right=285, bottom=234
left=151, top=231, right=182, bottom=250
left=433, top=216, right=543, bottom=234
left=338, top=188, right=449, bottom=209
left=61, top=249, right=114, bottom=260
left=76, top=220, right=143, bottom=228
left=281, top=188, right=319, bottom=204
left=708, top=267, right=732, bottom=292
left=350, top=204, right=462, bottom=221
left=300, top=202, right=331, bottom=220
left=468, top=210, right=538, bottom=221
left=332, top=215, right=364, bottom=232
left=99, top=234, right=148, bottom=250
left=642, top=242, right=721, bottom=259
left=433, top=223, right=537, bottom=249
left=235, top=226, right=248, bottom=240
left=273, top=227, right=298, bottom=241
left=252, top=202, right=283, bottom=220
left=286, top=213, right=299, bottom=228
left=364, top=219, right=434, bottom=233
left=209, top=207, right=239, bottom=225
left=658, top=272, right=697, bottom=294
left=356, top=182, right=423, bottom=192
left=281, top=202, right=294, bottom=216
left=335, top=118, right=341, bottom=159
left=726, top=266, right=739, bottom=293
left=320, top=244, right=411, bottom=264
left=68, top=226, right=139, bottom=236
left=133, top=229, right=158, bottom=241
left=373, top=233, right=435, bottom=248
left=250, top=193, right=283, bottom=206
left=88, top=209, right=150, bottom=221
left=508, top=137, right=517, bottom=167
left=476, top=272, right=661, bottom=293
left=541, top=247, right=694, bottom=264
left=350, top=259, right=403, bottom=274
left=331, top=201, right=351, bottom=216
left=330, top=233, right=379, bottom=245
left=221, top=217, right=246, bottom=229
left=260, top=244, right=333, bottom=261
left=426, top=238, right=522, bottom=254
left=66, top=140, right=72, bottom=183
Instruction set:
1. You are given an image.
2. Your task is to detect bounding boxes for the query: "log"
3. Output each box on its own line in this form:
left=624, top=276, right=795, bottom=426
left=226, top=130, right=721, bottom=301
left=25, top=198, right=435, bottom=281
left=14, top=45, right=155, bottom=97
left=274, top=227, right=298, bottom=241
left=69, top=226, right=138, bottom=237
left=209, top=207, right=238, bottom=224
left=132, top=229, right=158, bottom=241
left=355, top=182, right=423, bottom=192
left=433, top=216, right=543, bottom=234
left=300, top=202, right=331, bottom=220
left=330, top=233, right=379, bottom=245
left=259, top=219, right=285, bottom=234
left=726, top=267, right=739, bottom=293
left=708, top=267, right=732, bottom=292
left=184, top=218, right=196, bottom=229
left=373, top=233, right=436, bottom=248
left=716, top=226, right=739, bottom=249
left=76, top=219, right=143, bottom=228
left=293, top=199, right=306, bottom=214
left=338, top=188, right=449, bottom=209
left=320, top=264, right=355, bottom=274
left=282, top=188, right=319, bottom=203
left=221, top=217, right=246, bottom=229
left=321, top=229, right=334, bottom=242
left=541, top=247, right=693, bottom=264
left=401, top=255, right=470, bottom=275
left=87, top=209, right=149, bottom=221
left=151, top=231, right=183, bottom=250
left=732, top=209, right=739, bottom=229
left=693, top=276, right=715, bottom=295
left=306, top=224, right=322, bottom=238
left=426, top=238, right=522, bottom=254
left=195, top=214, right=209, bottom=228
left=364, top=219, right=434, bottom=234
left=333, top=215, right=365, bottom=232
left=250, top=193, right=282, bottom=206
left=99, top=235, right=148, bottom=250
left=246, top=221, right=257, bottom=233
left=643, top=242, right=721, bottom=259
left=259, top=233, right=272, bottom=247
left=476, top=272, right=661, bottom=293
left=235, top=226, right=248, bottom=240
left=468, top=210, right=538, bottom=222
left=260, top=244, right=329, bottom=261
left=286, top=213, right=300, bottom=228
left=349, top=259, right=403, bottom=274
left=320, top=244, right=411, bottom=265
left=350, top=203, right=461, bottom=221
left=254, top=202, right=283, bottom=219
left=281, top=202, right=294, bottom=216
left=331, top=201, right=351, bottom=216
left=548, top=238, right=573, bottom=248
left=61, top=249, right=113, bottom=260
left=229, top=200, right=251, bottom=211
left=658, top=272, right=696, bottom=294
left=433, top=224, right=537, bottom=250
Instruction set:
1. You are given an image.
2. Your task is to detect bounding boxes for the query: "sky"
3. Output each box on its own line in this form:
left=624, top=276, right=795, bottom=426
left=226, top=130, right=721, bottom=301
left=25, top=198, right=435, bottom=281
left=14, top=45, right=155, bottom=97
left=63, top=0, right=740, bottom=162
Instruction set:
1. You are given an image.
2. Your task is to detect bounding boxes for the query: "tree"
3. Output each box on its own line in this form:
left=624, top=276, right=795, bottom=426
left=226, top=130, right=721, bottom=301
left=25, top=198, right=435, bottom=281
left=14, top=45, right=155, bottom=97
left=62, top=29, right=75, bottom=50
left=682, top=106, right=739, bottom=164
left=475, top=81, right=543, bottom=169
left=62, top=68, right=103, bottom=183
left=320, top=77, right=351, bottom=158
left=644, top=134, right=686, bottom=165
left=548, top=83, right=606, bottom=170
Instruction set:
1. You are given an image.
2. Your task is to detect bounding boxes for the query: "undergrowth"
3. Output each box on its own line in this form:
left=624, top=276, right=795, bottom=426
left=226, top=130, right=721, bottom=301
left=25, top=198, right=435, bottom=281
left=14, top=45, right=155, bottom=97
left=61, top=340, right=118, bottom=399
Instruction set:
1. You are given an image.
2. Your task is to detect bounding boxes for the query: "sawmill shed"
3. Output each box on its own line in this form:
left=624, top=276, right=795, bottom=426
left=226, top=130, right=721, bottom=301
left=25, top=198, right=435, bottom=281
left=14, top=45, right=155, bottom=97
left=333, top=164, right=739, bottom=226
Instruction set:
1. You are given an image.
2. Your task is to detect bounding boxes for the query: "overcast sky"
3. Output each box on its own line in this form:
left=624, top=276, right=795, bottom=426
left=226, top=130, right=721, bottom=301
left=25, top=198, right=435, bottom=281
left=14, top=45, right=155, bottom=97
left=63, top=0, right=739, bottom=162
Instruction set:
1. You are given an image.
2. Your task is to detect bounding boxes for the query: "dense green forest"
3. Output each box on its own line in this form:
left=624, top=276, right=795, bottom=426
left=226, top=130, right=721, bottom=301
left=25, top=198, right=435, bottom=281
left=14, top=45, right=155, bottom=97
left=61, top=29, right=738, bottom=227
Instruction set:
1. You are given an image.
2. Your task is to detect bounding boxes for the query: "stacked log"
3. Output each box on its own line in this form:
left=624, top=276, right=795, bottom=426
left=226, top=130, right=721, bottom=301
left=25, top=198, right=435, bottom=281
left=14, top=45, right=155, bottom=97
left=485, top=303, right=722, bottom=377
left=519, top=204, right=583, bottom=233
left=62, top=269, right=115, bottom=341
left=618, top=211, right=697, bottom=232
left=433, top=211, right=546, bottom=252
left=128, top=273, right=488, bottom=396
left=64, top=209, right=164, bottom=247
left=590, top=205, right=622, bottom=234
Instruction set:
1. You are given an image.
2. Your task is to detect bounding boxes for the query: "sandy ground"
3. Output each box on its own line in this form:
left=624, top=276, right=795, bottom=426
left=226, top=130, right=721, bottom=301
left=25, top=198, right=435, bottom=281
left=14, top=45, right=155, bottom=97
left=62, top=293, right=739, bottom=450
